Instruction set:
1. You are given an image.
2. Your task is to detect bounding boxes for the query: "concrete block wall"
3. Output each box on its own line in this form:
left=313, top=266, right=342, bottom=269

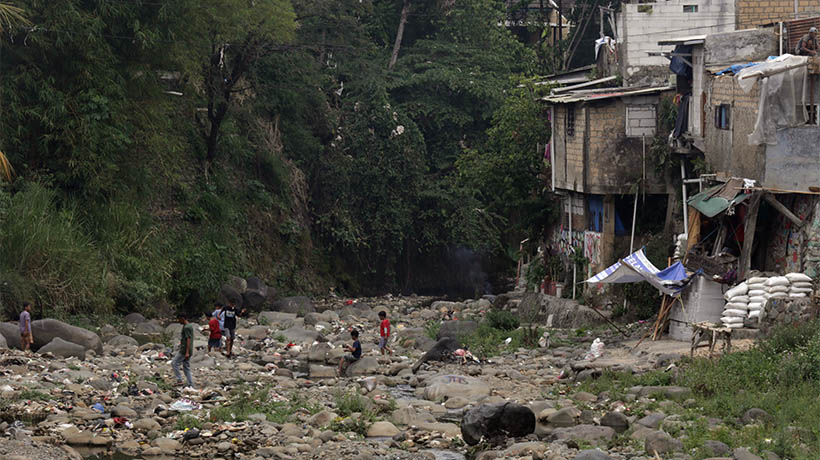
left=626, top=105, right=657, bottom=137
left=619, top=0, right=735, bottom=83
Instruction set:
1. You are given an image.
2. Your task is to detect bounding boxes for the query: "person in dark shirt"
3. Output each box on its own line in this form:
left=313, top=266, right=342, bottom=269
left=171, top=313, right=194, bottom=388
left=797, top=27, right=819, bottom=56
left=338, top=329, right=362, bottom=376
left=223, top=300, right=246, bottom=359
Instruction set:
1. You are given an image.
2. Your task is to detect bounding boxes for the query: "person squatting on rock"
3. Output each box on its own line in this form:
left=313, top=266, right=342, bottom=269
left=172, top=313, right=194, bottom=388
left=19, top=301, right=32, bottom=352
left=207, top=311, right=222, bottom=353
left=378, top=310, right=393, bottom=356
left=338, top=329, right=362, bottom=376
left=223, top=300, right=246, bottom=359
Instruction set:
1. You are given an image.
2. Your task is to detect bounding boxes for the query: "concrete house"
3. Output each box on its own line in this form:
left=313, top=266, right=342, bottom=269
left=544, top=86, right=674, bottom=277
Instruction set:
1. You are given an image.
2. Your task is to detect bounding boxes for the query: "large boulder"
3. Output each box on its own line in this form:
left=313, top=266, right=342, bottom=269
left=551, top=425, right=616, bottom=446
left=518, top=293, right=604, bottom=328
left=0, top=322, right=22, bottom=349
left=461, top=402, right=536, bottom=446
left=436, top=320, right=479, bottom=341
left=258, top=311, right=298, bottom=329
left=346, top=356, right=380, bottom=376
left=31, top=319, right=103, bottom=354
left=0, top=332, right=7, bottom=349
left=272, top=296, right=315, bottom=317
left=242, top=277, right=268, bottom=311
left=219, top=284, right=243, bottom=306
left=38, top=337, right=86, bottom=360
left=281, top=326, right=324, bottom=344
left=423, top=374, right=491, bottom=403
left=107, top=335, right=139, bottom=348
left=124, top=313, right=146, bottom=324
left=412, top=337, right=461, bottom=373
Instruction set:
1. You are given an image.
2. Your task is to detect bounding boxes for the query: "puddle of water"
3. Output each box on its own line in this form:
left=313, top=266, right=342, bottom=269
left=424, top=449, right=466, bottom=460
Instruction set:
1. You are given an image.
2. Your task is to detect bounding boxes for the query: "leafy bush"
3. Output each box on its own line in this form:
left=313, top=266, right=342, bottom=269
left=485, top=310, right=519, bottom=330
left=423, top=320, right=441, bottom=340
left=334, top=391, right=372, bottom=417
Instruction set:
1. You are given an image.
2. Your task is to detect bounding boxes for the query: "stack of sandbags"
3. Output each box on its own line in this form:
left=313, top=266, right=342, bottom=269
left=721, top=282, right=748, bottom=328
left=764, top=276, right=791, bottom=301
left=746, top=276, right=767, bottom=320
left=786, top=272, right=814, bottom=298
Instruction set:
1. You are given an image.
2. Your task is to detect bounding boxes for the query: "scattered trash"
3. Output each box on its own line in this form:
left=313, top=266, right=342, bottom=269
left=584, top=338, right=605, bottom=361
left=91, top=403, right=105, bottom=413
left=503, top=337, right=512, bottom=345
left=170, top=398, right=201, bottom=411
left=538, top=331, right=550, bottom=348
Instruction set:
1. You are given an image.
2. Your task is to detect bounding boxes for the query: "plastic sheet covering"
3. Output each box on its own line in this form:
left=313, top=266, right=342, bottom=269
left=736, top=54, right=808, bottom=145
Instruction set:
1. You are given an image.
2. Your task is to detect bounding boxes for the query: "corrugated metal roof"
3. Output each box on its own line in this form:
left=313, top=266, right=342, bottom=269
left=541, top=86, right=673, bottom=103
left=657, top=35, right=707, bottom=46
left=785, top=17, right=820, bottom=53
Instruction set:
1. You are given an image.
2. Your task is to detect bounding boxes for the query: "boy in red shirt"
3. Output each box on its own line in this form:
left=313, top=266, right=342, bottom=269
left=378, top=311, right=392, bottom=355
left=207, top=312, right=222, bottom=353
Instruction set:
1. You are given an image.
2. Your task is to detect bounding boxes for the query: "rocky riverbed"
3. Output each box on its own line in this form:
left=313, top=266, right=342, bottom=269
left=0, top=293, right=771, bottom=460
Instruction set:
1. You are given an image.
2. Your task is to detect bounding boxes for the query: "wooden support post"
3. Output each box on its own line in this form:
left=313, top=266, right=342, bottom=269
left=712, top=220, right=728, bottom=256
left=739, top=192, right=762, bottom=280
left=763, top=193, right=803, bottom=228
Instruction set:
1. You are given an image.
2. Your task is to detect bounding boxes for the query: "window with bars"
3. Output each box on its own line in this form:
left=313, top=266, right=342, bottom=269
left=683, top=5, right=698, bottom=12
left=804, top=104, right=820, bottom=125
left=566, top=105, right=576, bottom=137
left=715, top=104, right=730, bottom=130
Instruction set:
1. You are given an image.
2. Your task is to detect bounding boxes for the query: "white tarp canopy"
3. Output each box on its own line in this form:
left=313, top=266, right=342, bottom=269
left=736, top=54, right=809, bottom=145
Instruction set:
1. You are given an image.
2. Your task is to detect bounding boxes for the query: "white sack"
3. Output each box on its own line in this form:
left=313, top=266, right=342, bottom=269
left=786, top=273, right=813, bottom=283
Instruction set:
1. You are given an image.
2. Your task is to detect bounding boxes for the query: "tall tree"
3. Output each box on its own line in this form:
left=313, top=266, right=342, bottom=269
left=181, top=0, right=296, bottom=175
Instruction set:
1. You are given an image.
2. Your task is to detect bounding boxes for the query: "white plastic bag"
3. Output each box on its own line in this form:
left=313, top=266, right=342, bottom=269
left=748, top=290, right=766, bottom=297
left=722, top=316, right=744, bottom=324
left=766, top=285, right=789, bottom=294
left=725, top=302, right=749, bottom=309
left=747, top=303, right=764, bottom=311
left=748, top=277, right=768, bottom=285
left=584, top=338, right=605, bottom=360
left=790, top=287, right=813, bottom=294
left=748, top=310, right=761, bottom=319
left=730, top=295, right=750, bottom=304
left=749, top=296, right=767, bottom=304
left=723, top=308, right=747, bottom=317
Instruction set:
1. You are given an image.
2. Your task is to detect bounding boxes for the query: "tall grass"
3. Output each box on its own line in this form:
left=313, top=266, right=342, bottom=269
left=0, top=183, right=112, bottom=316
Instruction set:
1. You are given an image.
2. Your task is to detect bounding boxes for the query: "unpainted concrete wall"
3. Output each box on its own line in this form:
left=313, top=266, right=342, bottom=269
left=703, top=28, right=777, bottom=66
left=618, top=0, right=735, bottom=85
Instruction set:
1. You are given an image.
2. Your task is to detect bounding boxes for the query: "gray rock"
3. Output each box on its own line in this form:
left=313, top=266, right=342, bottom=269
left=308, top=410, right=338, bottom=427
left=547, top=407, right=581, bottom=427
left=0, top=331, right=6, bottom=349
left=134, top=418, right=161, bottom=432
left=423, top=374, right=491, bottom=403
left=243, top=288, right=267, bottom=310
left=281, top=326, right=324, bottom=344
left=346, top=356, right=380, bottom=376
left=703, top=440, right=731, bottom=456
left=741, top=408, right=773, bottom=425
left=761, top=451, right=781, bottom=460
left=461, top=402, right=535, bottom=446
left=111, top=405, right=137, bottom=418
left=600, top=411, right=629, bottom=433
left=634, top=385, right=692, bottom=401
left=248, top=325, right=269, bottom=340
left=436, top=320, right=479, bottom=341
left=551, top=424, right=615, bottom=446
left=309, top=365, right=337, bottom=379
left=733, top=448, right=764, bottom=460
left=636, top=412, right=665, bottom=429
left=573, top=450, right=614, bottom=460
left=0, top=322, right=22, bottom=349
left=518, top=293, right=604, bottom=328
left=31, top=319, right=103, bottom=353
left=258, top=311, right=297, bottom=328
left=151, top=437, right=180, bottom=453
left=165, top=323, right=182, bottom=337
left=38, top=337, right=86, bottom=360
left=107, top=335, right=139, bottom=348
left=366, top=421, right=400, bottom=437
left=272, top=296, right=315, bottom=316
left=644, top=430, right=683, bottom=455
left=124, top=313, right=146, bottom=324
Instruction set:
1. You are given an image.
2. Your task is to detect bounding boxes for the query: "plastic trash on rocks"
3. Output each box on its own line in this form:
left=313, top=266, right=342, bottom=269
left=170, top=398, right=201, bottom=411
left=584, top=338, right=605, bottom=360
left=538, top=331, right=550, bottom=348
left=91, top=403, right=105, bottom=413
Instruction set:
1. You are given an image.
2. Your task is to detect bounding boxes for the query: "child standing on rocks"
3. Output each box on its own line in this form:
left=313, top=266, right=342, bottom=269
left=338, top=329, right=362, bottom=376
left=207, top=312, right=222, bottom=353
left=223, top=301, right=246, bottom=359
left=172, top=313, right=194, bottom=388
left=378, top=311, right=392, bottom=356
left=19, top=301, right=32, bottom=352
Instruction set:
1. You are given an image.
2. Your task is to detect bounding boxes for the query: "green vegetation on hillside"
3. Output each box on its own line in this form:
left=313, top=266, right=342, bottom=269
left=0, top=0, right=557, bottom=316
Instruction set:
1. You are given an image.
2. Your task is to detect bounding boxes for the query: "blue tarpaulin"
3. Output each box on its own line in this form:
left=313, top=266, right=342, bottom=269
left=585, top=249, right=690, bottom=295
